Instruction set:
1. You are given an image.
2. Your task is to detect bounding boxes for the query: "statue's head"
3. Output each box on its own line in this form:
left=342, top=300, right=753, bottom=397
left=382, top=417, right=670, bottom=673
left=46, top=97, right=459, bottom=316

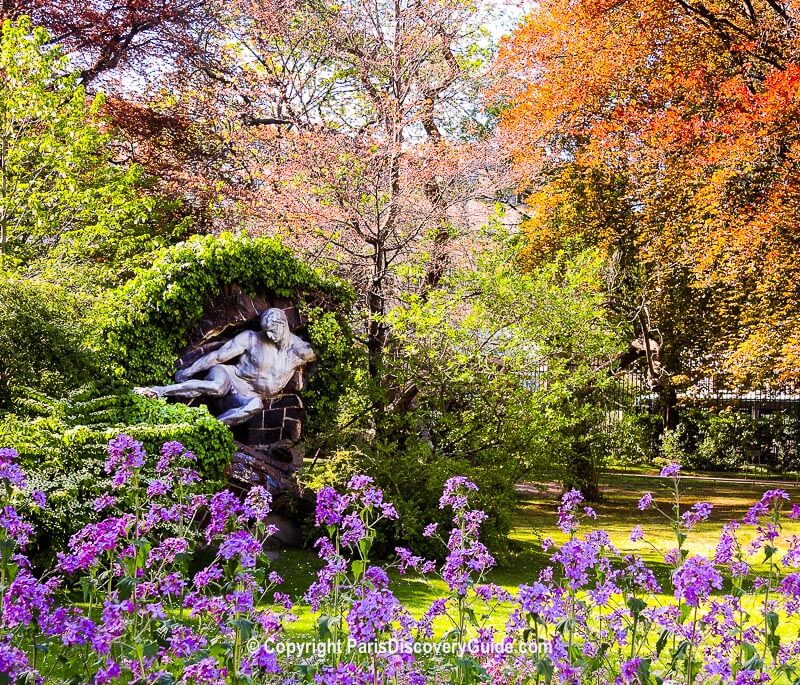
left=260, top=308, right=290, bottom=346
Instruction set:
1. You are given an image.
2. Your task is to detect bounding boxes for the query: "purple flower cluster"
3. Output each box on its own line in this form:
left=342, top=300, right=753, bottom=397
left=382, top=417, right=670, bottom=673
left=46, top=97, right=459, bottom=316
left=104, top=434, right=146, bottom=488
left=672, top=554, right=723, bottom=606
left=6, top=435, right=800, bottom=684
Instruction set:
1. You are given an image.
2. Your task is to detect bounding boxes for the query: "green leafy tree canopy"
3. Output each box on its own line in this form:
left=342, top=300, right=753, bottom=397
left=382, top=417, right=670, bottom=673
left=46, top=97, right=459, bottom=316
left=0, top=17, right=177, bottom=285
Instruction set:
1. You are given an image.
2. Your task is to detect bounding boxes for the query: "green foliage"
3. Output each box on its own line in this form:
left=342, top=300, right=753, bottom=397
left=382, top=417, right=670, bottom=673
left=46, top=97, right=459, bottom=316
left=308, top=236, right=625, bottom=553
left=0, top=17, right=192, bottom=287
left=0, top=387, right=234, bottom=565
left=304, top=446, right=518, bottom=560
left=661, top=408, right=799, bottom=473
left=693, top=410, right=757, bottom=471
left=606, top=411, right=664, bottom=466
left=0, top=276, right=96, bottom=409
left=94, top=232, right=356, bottom=434
left=617, top=405, right=800, bottom=474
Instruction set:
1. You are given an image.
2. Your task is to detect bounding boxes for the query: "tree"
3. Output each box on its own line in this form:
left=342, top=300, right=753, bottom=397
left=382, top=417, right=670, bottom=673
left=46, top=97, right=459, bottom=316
left=0, top=276, right=94, bottom=409
left=0, top=17, right=189, bottom=287
left=310, top=232, right=624, bottom=550
left=492, top=0, right=800, bottom=393
left=0, top=0, right=206, bottom=84
left=140, top=0, right=504, bottom=388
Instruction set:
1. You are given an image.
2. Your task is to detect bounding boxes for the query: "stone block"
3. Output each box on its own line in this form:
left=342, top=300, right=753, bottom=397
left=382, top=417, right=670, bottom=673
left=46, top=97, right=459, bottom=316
left=269, top=394, right=303, bottom=410
left=282, top=418, right=302, bottom=441
left=262, top=408, right=286, bottom=430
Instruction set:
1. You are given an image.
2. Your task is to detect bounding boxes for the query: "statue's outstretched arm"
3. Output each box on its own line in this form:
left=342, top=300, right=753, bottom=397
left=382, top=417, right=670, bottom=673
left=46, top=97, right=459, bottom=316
left=176, top=332, right=250, bottom=381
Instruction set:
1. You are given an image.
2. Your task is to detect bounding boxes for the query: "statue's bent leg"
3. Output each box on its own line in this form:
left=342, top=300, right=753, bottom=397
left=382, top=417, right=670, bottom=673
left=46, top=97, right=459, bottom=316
left=217, top=396, right=264, bottom=427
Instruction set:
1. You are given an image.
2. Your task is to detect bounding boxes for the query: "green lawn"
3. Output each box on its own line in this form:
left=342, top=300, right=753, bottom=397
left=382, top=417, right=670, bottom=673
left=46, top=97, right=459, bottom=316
left=271, top=470, right=800, bottom=635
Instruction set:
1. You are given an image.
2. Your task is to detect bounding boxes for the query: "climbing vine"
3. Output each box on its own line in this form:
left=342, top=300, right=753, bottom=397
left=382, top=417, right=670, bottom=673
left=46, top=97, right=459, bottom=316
left=95, top=232, right=357, bottom=434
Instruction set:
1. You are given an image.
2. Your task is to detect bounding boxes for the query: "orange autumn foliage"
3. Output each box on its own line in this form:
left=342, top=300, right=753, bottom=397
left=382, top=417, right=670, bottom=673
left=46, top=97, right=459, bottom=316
left=493, top=0, right=800, bottom=388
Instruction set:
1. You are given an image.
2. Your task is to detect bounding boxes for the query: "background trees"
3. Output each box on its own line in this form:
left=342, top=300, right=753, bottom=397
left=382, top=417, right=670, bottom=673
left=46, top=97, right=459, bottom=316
left=0, top=18, right=192, bottom=288
left=492, top=0, right=800, bottom=401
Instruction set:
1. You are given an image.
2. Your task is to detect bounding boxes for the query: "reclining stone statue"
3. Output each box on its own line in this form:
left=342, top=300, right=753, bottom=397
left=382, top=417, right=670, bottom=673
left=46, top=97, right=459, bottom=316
left=135, top=308, right=316, bottom=426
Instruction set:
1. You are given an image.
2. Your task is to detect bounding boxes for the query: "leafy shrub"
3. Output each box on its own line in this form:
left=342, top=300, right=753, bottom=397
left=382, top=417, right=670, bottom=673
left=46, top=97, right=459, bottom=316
left=0, top=277, right=96, bottom=409
left=659, top=408, right=799, bottom=473
left=303, top=442, right=519, bottom=561
left=0, top=388, right=233, bottom=565
left=691, top=409, right=759, bottom=471
left=606, top=411, right=663, bottom=466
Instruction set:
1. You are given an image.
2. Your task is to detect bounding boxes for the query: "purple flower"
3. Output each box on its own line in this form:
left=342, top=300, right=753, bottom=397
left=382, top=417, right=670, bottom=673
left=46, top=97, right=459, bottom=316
left=620, top=657, right=642, bottom=682
left=681, top=501, right=713, bottom=529
left=30, top=490, right=46, bottom=508
left=57, top=515, right=133, bottom=573
left=552, top=538, right=600, bottom=589
left=347, top=475, right=374, bottom=492
left=660, top=462, right=681, bottom=478
left=204, top=490, right=244, bottom=541
left=745, top=489, right=790, bottom=524
left=241, top=644, right=280, bottom=675
left=0, top=461, right=26, bottom=489
left=423, top=522, right=438, bottom=538
left=744, top=500, right=770, bottom=525
left=395, top=547, right=426, bottom=574
left=147, top=537, right=190, bottom=566
left=313, top=663, right=372, bottom=685
left=0, top=448, right=18, bottom=466
left=638, top=492, right=653, bottom=510
left=0, top=637, right=29, bottom=680
left=104, top=434, right=146, bottom=488
left=761, top=488, right=790, bottom=505
left=2, top=567, right=57, bottom=628
left=94, top=660, right=121, bottom=684
left=147, top=479, right=171, bottom=497
left=347, top=587, right=401, bottom=643
left=167, top=626, right=206, bottom=658
left=315, top=486, right=349, bottom=526
left=673, top=555, right=723, bottom=606
left=715, top=522, right=739, bottom=565
left=93, top=494, right=117, bottom=512
left=180, top=657, right=227, bottom=684
left=157, top=440, right=194, bottom=472
left=340, top=512, right=367, bottom=547
left=439, top=476, right=478, bottom=511
left=193, top=564, right=223, bottom=589
left=557, top=489, right=583, bottom=534
left=243, top=486, right=272, bottom=521
left=218, top=530, right=261, bottom=568
left=630, top=525, right=644, bottom=542
left=780, top=573, right=800, bottom=596
left=0, top=506, right=34, bottom=545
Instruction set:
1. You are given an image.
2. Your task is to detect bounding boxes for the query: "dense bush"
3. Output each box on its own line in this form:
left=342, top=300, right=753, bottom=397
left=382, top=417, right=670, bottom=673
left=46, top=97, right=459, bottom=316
left=658, top=408, right=799, bottom=473
left=4, top=439, right=800, bottom=683
left=607, top=407, right=800, bottom=473
left=607, top=411, right=664, bottom=466
left=303, top=442, right=520, bottom=561
left=0, top=389, right=233, bottom=566
left=0, top=277, right=96, bottom=409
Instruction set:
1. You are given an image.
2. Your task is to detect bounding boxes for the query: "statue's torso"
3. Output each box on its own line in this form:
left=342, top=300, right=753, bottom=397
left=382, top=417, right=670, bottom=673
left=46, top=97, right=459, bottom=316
left=234, top=331, right=299, bottom=396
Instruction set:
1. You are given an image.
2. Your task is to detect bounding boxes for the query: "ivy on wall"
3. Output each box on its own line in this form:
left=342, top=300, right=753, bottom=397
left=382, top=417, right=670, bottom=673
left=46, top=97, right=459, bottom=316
left=94, top=232, right=357, bottom=434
